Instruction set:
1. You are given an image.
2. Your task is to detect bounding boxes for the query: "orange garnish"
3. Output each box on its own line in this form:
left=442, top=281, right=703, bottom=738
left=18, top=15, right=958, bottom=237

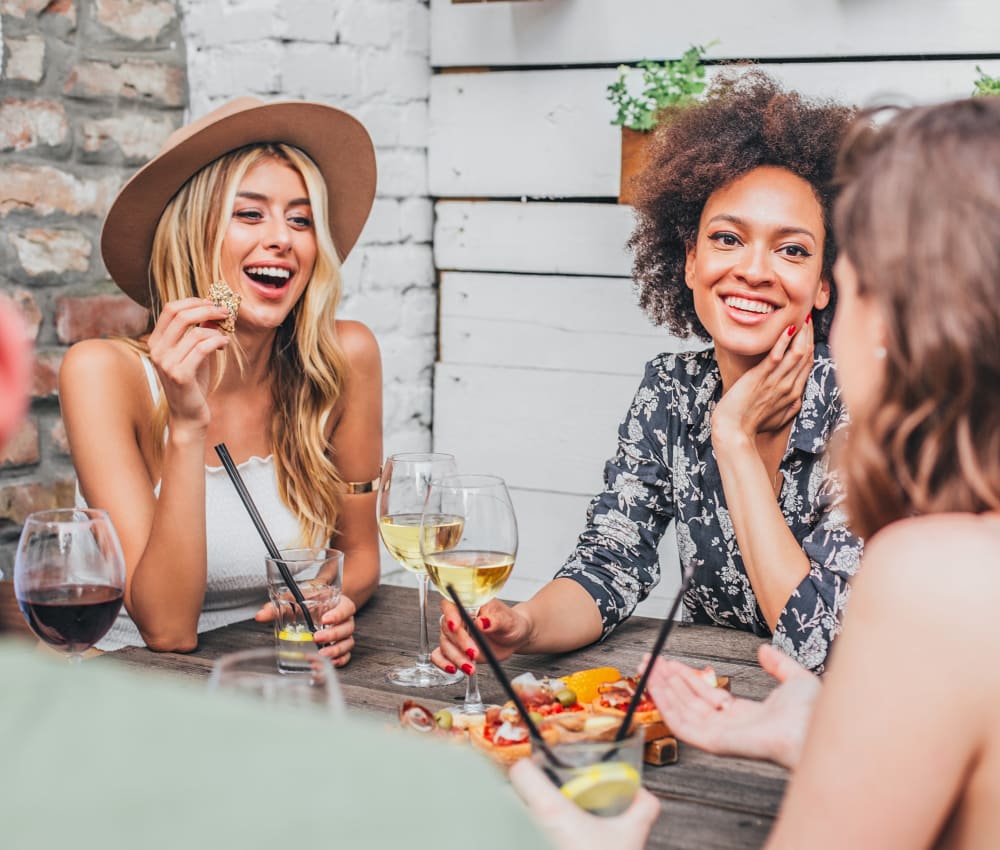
left=560, top=667, right=624, bottom=704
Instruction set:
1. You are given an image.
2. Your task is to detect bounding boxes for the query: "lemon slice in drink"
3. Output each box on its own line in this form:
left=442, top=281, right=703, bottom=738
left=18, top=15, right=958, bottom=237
left=559, top=763, right=641, bottom=816
left=277, top=627, right=314, bottom=643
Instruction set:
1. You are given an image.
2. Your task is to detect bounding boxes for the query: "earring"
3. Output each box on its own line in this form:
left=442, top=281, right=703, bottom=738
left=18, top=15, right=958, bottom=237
left=874, top=346, right=887, bottom=360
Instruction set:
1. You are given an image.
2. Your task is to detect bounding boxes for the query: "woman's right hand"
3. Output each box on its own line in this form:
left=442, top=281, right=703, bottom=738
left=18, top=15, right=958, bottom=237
left=146, top=298, right=230, bottom=430
left=431, top=597, right=532, bottom=675
left=645, top=643, right=821, bottom=769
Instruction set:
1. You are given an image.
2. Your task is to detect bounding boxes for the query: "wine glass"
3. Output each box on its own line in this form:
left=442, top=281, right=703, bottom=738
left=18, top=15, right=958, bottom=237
left=377, top=452, right=464, bottom=687
left=13, top=508, right=126, bottom=663
left=208, top=647, right=345, bottom=714
left=421, top=474, right=517, bottom=715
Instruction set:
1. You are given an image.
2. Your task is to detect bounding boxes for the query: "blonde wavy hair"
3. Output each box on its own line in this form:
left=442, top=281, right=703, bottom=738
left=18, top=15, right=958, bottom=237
left=834, top=97, right=1000, bottom=538
left=135, top=143, right=349, bottom=546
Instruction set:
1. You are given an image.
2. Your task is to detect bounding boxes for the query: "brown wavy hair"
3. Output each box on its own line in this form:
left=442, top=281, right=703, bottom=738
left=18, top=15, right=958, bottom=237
left=834, top=96, right=1000, bottom=538
left=629, top=70, right=855, bottom=342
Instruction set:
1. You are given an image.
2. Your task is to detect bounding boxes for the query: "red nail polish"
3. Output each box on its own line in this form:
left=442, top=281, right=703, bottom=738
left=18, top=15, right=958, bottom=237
left=445, top=664, right=457, bottom=674
left=465, top=647, right=477, bottom=660
left=805, top=313, right=812, bottom=325
left=480, top=617, right=491, bottom=630
left=461, top=663, right=474, bottom=676
left=446, top=620, right=456, bottom=633
left=787, top=325, right=796, bottom=337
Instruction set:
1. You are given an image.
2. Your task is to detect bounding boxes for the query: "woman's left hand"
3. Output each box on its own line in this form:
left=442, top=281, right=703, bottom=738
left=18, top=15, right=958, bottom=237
left=509, top=760, right=661, bottom=850
left=712, top=318, right=814, bottom=442
left=253, top=594, right=357, bottom=668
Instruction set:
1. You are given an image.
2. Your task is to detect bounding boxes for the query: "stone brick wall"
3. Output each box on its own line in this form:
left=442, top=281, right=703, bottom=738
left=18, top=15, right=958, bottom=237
left=0, top=0, right=186, bottom=575
left=0, top=0, right=434, bottom=579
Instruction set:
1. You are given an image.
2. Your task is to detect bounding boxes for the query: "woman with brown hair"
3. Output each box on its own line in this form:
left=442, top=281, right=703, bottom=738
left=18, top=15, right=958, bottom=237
left=436, top=72, right=862, bottom=678
left=59, top=99, right=383, bottom=660
left=515, top=94, right=1000, bottom=849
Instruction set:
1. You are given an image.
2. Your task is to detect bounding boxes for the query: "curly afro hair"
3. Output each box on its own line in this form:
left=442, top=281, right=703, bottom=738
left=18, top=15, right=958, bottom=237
left=628, top=69, right=855, bottom=342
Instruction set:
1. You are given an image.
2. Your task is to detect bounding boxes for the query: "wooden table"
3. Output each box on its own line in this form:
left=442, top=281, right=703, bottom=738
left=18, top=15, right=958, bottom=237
left=102, top=584, right=787, bottom=850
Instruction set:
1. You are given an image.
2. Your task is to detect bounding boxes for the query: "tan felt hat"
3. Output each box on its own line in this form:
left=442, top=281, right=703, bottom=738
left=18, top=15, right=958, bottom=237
left=101, top=97, right=377, bottom=307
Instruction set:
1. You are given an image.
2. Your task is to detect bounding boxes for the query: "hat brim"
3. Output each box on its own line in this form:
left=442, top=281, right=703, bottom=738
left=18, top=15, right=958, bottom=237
left=101, top=101, right=376, bottom=307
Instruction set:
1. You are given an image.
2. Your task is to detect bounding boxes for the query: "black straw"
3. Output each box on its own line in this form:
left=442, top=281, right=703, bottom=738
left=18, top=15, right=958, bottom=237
left=612, top=563, right=697, bottom=743
left=446, top=584, right=567, bottom=769
left=214, top=443, right=318, bottom=635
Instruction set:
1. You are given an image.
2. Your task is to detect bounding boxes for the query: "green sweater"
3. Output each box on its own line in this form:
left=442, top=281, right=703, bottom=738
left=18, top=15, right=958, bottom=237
left=0, top=642, right=552, bottom=850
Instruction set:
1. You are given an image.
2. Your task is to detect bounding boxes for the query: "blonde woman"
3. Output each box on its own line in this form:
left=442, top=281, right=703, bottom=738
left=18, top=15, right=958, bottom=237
left=60, top=99, right=382, bottom=663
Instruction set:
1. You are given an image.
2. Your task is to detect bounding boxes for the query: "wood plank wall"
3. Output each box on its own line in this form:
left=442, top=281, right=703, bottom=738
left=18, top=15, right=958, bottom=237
left=428, top=0, right=1000, bottom=614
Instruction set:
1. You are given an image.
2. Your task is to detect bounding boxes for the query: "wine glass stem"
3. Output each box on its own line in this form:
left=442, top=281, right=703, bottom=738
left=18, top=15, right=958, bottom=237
left=415, top=573, right=432, bottom=668
left=463, top=606, right=485, bottom=713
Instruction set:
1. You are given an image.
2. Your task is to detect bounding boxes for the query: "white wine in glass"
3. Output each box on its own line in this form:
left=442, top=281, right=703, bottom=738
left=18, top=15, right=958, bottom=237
left=421, top=474, right=517, bottom=715
left=378, top=453, right=464, bottom=687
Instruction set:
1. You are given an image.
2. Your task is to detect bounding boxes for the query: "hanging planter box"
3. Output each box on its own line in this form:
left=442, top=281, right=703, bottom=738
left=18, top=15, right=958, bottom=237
left=619, top=127, right=653, bottom=206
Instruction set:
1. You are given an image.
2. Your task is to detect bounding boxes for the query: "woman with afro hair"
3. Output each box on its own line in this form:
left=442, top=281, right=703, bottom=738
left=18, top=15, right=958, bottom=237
left=435, top=71, right=862, bottom=676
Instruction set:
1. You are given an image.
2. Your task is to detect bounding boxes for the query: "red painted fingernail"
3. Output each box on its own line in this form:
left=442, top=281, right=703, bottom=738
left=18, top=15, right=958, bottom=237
left=461, top=663, right=474, bottom=676
left=465, top=647, right=477, bottom=660
left=480, top=617, right=491, bottom=630
left=445, top=664, right=457, bottom=674
left=446, top=620, right=456, bottom=633
left=805, top=313, right=812, bottom=325
left=787, top=325, right=796, bottom=337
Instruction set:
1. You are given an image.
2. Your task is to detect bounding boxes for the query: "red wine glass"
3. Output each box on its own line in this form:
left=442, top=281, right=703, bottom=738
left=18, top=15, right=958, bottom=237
left=14, top=508, right=126, bottom=663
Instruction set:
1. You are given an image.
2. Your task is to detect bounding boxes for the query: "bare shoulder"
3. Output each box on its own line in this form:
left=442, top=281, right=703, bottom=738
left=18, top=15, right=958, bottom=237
left=60, top=338, right=145, bottom=392
left=335, top=319, right=381, bottom=375
left=863, top=513, right=1000, bottom=575
left=852, top=513, right=1000, bottom=628
left=59, top=338, right=150, bottom=420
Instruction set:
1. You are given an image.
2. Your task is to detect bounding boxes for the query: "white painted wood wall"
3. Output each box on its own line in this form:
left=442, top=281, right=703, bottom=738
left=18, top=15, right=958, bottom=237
left=428, top=0, right=1000, bottom=615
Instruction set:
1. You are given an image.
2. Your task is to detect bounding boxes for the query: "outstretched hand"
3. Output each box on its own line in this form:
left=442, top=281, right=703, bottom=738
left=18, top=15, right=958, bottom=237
left=431, top=597, right=531, bottom=675
left=509, top=759, right=661, bottom=850
left=646, top=644, right=821, bottom=769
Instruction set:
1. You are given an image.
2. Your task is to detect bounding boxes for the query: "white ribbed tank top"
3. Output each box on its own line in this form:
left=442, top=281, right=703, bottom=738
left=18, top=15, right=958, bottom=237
left=83, top=356, right=302, bottom=651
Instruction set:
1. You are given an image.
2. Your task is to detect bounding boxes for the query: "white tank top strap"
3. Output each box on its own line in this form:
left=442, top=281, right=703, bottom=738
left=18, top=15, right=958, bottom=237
left=139, top=355, right=160, bottom=404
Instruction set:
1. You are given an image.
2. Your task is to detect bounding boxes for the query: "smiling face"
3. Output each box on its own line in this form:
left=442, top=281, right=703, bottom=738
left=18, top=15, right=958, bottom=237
left=220, top=156, right=317, bottom=331
left=685, top=166, right=830, bottom=365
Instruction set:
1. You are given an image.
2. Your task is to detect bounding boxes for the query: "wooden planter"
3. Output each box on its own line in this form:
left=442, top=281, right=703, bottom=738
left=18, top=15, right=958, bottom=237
left=619, top=127, right=654, bottom=206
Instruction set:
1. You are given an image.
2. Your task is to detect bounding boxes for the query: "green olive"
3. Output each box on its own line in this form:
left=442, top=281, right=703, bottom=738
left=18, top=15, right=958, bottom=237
left=555, top=688, right=577, bottom=707
left=433, top=709, right=453, bottom=731
left=528, top=711, right=544, bottom=726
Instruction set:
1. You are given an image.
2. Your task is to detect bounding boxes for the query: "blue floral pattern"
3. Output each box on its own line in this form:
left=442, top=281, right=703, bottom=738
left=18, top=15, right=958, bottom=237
left=555, top=343, right=862, bottom=673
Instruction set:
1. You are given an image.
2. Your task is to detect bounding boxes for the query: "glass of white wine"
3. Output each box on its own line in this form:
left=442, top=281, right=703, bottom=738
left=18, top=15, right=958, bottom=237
left=421, top=474, right=517, bottom=715
left=378, top=453, right=465, bottom=687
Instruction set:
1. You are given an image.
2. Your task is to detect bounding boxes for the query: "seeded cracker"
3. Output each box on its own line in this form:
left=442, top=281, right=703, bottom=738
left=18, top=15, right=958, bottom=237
left=208, top=281, right=241, bottom=335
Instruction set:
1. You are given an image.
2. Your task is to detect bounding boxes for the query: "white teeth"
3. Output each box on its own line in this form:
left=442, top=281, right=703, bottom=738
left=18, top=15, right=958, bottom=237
left=724, top=296, right=774, bottom=314
left=245, top=266, right=291, bottom=280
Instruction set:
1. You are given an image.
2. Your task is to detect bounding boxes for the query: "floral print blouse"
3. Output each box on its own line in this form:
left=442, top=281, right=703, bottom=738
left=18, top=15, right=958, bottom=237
left=554, top=344, right=863, bottom=673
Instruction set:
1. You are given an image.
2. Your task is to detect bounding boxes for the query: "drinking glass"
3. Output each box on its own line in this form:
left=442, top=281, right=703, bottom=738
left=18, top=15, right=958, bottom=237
left=13, top=508, right=126, bottom=663
left=421, top=474, right=517, bottom=715
left=265, top=548, right=342, bottom=674
left=378, top=452, right=464, bottom=687
left=208, top=647, right=344, bottom=714
left=531, top=730, right=644, bottom=816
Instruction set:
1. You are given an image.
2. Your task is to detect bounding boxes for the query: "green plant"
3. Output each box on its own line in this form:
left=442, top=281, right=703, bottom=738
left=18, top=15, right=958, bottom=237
left=607, top=45, right=711, bottom=131
left=973, top=65, right=1000, bottom=96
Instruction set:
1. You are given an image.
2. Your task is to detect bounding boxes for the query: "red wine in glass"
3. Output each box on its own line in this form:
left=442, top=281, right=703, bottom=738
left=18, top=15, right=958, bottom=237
left=14, top=508, right=126, bottom=663
left=17, top=583, right=124, bottom=654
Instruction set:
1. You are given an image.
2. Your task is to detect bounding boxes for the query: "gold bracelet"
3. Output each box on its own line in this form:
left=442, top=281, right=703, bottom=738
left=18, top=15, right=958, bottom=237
left=343, top=472, right=380, bottom=495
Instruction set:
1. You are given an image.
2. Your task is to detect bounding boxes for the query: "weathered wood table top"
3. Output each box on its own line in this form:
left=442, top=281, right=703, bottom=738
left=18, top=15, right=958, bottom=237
left=102, top=583, right=786, bottom=850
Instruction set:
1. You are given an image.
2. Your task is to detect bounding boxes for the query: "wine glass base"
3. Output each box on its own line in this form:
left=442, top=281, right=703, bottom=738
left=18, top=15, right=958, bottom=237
left=387, top=662, right=464, bottom=688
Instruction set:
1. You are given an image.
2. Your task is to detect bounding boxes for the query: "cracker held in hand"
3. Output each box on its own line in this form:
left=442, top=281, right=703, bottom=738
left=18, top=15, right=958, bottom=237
left=208, top=281, right=241, bottom=334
